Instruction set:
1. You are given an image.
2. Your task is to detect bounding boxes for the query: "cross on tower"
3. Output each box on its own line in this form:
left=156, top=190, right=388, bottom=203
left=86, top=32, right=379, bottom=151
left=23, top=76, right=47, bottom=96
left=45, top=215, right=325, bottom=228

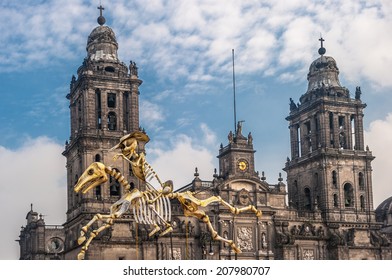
left=97, top=5, right=106, bottom=26
left=318, top=37, right=326, bottom=55
left=98, top=5, right=105, bottom=17
left=319, top=37, right=325, bottom=48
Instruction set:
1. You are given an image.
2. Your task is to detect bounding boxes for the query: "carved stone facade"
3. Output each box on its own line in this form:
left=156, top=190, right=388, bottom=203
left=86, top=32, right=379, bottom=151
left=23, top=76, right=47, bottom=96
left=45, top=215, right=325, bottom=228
left=18, top=205, right=65, bottom=260
left=18, top=10, right=392, bottom=260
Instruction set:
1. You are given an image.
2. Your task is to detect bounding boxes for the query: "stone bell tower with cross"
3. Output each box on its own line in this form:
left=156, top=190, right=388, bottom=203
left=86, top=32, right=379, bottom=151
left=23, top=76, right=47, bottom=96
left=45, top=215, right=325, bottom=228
left=284, top=38, right=375, bottom=219
left=62, top=6, right=144, bottom=260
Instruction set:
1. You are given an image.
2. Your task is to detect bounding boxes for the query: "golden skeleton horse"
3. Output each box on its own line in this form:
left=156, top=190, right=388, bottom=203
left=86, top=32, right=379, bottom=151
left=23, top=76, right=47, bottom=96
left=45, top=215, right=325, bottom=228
left=73, top=131, right=262, bottom=259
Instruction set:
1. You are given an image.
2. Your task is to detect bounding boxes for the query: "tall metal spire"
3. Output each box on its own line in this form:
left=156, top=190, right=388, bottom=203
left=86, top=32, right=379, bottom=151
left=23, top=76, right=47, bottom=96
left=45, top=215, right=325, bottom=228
left=232, top=49, right=237, bottom=135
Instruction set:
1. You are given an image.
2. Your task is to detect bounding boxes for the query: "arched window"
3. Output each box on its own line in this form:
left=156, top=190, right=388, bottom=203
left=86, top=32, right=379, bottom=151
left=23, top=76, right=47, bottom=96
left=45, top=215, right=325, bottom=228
left=358, top=172, right=364, bottom=190
left=333, top=194, right=339, bottom=208
left=293, top=180, right=298, bottom=194
left=74, top=174, right=80, bottom=202
left=351, top=115, right=356, bottom=150
left=95, top=185, right=102, bottom=200
left=130, top=182, right=135, bottom=190
left=296, top=124, right=301, bottom=157
left=110, top=168, right=120, bottom=196
left=344, top=183, right=354, bottom=207
left=339, top=132, right=346, bottom=149
left=95, top=154, right=101, bottom=162
left=95, top=89, right=102, bottom=129
left=360, top=195, right=365, bottom=211
left=332, top=171, right=337, bottom=188
left=108, top=112, right=117, bottom=131
left=304, top=187, right=311, bottom=210
left=107, top=93, right=116, bottom=108
left=329, top=112, right=334, bottom=146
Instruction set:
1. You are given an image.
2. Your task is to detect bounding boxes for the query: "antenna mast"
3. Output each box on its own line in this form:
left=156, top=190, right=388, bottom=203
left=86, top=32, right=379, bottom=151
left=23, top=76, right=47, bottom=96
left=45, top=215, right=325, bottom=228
left=232, top=49, right=237, bottom=134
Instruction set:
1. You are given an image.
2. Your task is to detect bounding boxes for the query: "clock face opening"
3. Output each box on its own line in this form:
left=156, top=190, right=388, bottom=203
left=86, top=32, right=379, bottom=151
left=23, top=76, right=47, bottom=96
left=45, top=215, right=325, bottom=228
left=238, top=160, right=248, bottom=171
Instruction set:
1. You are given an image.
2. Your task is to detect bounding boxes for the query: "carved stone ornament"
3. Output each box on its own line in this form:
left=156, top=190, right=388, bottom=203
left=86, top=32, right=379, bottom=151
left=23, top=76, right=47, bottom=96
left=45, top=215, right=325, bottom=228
left=302, top=249, right=315, bottom=260
left=237, top=226, right=254, bottom=251
left=238, top=189, right=250, bottom=205
left=47, top=237, right=64, bottom=253
left=171, top=248, right=181, bottom=260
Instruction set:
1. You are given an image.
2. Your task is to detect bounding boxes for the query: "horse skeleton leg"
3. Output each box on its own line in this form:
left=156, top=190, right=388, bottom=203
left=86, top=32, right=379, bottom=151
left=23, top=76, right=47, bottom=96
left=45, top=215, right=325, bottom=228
left=146, top=204, right=173, bottom=237
left=77, top=213, right=117, bottom=260
left=187, top=209, right=241, bottom=254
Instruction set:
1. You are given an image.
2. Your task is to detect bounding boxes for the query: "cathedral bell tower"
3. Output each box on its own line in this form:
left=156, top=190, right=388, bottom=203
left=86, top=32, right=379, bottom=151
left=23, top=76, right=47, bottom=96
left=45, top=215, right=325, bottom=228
left=284, top=38, right=376, bottom=223
left=62, top=6, right=143, bottom=259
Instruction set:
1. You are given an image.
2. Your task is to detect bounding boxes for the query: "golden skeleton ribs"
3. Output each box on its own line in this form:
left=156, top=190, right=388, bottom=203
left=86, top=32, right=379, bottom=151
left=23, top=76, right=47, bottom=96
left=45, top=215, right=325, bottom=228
left=74, top=162, right=173, bottom=260
left=73, top=131, right=261, bottom=259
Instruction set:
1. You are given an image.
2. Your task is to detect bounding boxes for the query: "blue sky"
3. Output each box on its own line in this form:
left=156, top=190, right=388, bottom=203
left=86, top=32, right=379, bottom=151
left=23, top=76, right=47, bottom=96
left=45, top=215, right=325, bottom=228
left=1, top=0, right=392, bottom=260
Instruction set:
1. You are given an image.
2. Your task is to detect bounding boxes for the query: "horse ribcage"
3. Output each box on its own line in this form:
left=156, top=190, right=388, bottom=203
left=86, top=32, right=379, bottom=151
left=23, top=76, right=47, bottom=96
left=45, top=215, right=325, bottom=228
left=133, top=188, right=171, bottom=226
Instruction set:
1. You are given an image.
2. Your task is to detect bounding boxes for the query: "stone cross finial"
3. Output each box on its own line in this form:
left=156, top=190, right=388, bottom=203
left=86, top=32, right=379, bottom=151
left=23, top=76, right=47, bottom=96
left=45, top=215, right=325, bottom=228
left=318, top=37, right=326, bottom=55
left=319, top=37, right=325, bottom=48
left=97, top=5, right=106, bottom=25
left=98, top=5, right=105, bottom=16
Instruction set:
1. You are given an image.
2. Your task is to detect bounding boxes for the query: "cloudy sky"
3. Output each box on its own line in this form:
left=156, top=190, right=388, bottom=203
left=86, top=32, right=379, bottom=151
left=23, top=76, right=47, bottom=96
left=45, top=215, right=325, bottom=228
left=0, top=0, right=391, bottom=260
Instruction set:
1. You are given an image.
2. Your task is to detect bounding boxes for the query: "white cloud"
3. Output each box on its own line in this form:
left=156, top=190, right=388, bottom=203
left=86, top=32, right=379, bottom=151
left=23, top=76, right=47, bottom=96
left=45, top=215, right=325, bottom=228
left=0, top=0, right=92, bottom=72
left=200, top=123, right=217, bottom=146
left=365, top=113, right=392, bottom=207
left=118, top=1, right=392, bottom=90
left=0, top=137, right=66, bottom=259
left=148, top=124, right=218, bottom=188
left=2, top=1, right=392, bottom=90
left=140, top=100, right=166, bottom=131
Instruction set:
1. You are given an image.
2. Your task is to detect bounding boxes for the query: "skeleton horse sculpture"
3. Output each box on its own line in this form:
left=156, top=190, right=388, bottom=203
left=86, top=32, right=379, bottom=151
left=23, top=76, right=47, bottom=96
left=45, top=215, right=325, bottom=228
left=74, top=131, right=262, bottom=259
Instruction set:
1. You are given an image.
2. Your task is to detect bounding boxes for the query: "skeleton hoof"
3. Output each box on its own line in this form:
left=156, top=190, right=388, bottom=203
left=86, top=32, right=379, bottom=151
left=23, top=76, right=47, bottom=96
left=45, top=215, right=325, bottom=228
left=232, top=244, right=242, bottom=254
left=159, top=226, right=173, bottom=237
left=77, top=251, right=86, bottom=260
left=227, top=240, right=241, bottom=254
left=78, top=235, right=86, bottom=245
left=148, top=225, right=161, bottom=237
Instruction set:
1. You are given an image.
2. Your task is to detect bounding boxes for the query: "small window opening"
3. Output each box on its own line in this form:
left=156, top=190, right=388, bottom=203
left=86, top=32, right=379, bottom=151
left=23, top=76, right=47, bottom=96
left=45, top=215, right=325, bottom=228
left=360, top=195, right=365, bottom=211
left=110, top=169, right=120, bottom=196
left=304, top=188, right=311, bottom=210
left=339, top=132, right=346, bottom=149
left=297, top=125, right=301, bottom=157
left=329, top=112, right=334, bottom=146
left=96, top=89, right=102, bottom=129
left=108, top=112, right=117, bottom=131
left=333, top=194, right=339, bottom=207
left=351, top=115, right=356, bottom=150
left=338, top=116, right=345, bottom=130
left=359, top=172, right=365, bottom=190
left=95, top=186, right=102, bottom=200
left=344, top=183, right=354, bottom=207
left=332, top=171, right=337, bottom=188
left=105, top=66, right=115, bottom=73
left=107, top=93, right=116, bottom=108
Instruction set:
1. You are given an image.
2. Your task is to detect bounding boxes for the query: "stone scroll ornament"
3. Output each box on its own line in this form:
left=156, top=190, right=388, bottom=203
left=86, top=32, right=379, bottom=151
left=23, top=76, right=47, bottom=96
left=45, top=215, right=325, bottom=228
left=74, top=131, right=262, bottom=260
